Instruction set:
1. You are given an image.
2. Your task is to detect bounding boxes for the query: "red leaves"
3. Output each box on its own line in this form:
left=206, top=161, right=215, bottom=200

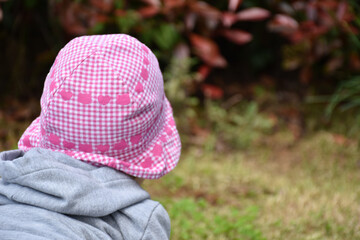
left=281, top=0, right=357, bottom=42
left=236, top=7, right=270, bottom=21
left=89, top=0, right=113, bottom=13
left=196, top=65, right=212, bottom=82
left=163, top=0, right=186, bottom=10
left=141, top=0, right=161, bottom=7
left=189, top=1, right=222, bottom=20
left=222, top=7, right=270, bottom=27
left=221, top=12, right=238, bottom=27
left=187, top=3, right=270, bottom=68
left=219, top=29, right=252, bottom=45
left=228, top=0, right=243, bottom=12
left=189, top=34, right=227, bottom=68
left=138, top=6, right=159, bottom=18
left=57, top=2, right=97, bottom=35
left=268, top=14, right=299, bottom=35
left=56, top=0, right=114, bottom=35
left=201, top=84, right=224, bottom=99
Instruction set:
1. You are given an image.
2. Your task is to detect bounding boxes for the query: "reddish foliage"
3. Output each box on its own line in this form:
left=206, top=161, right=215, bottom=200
left=53, top=0, right=270, bottom=69
left=236, top=7, right=270, bottom=21
left=201, top=84, right=224, bottom=99
left=138, top=6, right=159, bottom=18
left=221, top=12, right=238, bottom=27
left=268, top=14, right=299, bottom=35
left=219, top=29, right=252, bottom=45
left=228, top=0, right=243, bottom=12
left=196, top=65, right=212, bottom=82
left=189, top=34, right=227, bottom=68
left=270, top=1, right=357, bottom=41
left=188, top=1, right=222, bottom=20
left=89, top=0, right=113, bottom=13
left=114, top=9, right=127, bottom=17
left=56, top=1, right=97, bottom=35
left=163, top=0, right=185, bottom=9
left=269, top=0, right=359, bottom=83
left=19, top=0, right=358, bottom=104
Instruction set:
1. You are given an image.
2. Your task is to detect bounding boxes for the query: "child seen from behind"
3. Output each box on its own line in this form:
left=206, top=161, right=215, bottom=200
left=0, top=34, right=181, bottom=239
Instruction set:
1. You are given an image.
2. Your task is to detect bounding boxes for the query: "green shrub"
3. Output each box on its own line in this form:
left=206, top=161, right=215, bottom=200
left=202, top=100, right=275, bottom=151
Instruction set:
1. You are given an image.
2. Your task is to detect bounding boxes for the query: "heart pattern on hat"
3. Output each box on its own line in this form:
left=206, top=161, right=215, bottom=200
left=18, top=34, right=181, bottom=179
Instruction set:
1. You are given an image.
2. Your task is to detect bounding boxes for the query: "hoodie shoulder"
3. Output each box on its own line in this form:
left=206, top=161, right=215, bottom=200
left=141, top=203, right=171, bottom=240
left=108, top=199, right=170, bottom=240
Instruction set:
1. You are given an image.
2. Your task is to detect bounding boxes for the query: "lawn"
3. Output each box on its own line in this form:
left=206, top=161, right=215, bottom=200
left=1, top=110, right=359, bottom=239
left=144, top=130, right=360, bottom=240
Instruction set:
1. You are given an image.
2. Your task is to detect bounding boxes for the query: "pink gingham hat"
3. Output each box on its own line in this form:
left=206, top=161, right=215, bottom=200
left=18, top=34, right=181, bottom=179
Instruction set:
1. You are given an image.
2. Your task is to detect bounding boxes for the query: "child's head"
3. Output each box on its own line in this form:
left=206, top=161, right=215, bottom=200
left=18, top=34, right=181, bottom=179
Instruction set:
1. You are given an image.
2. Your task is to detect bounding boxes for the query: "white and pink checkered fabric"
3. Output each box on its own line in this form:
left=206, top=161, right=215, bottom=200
left=18, top=34, right=181, bottom=179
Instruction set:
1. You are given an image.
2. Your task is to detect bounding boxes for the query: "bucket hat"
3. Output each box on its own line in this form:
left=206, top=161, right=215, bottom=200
left=18, top=34, right=181, bottom=179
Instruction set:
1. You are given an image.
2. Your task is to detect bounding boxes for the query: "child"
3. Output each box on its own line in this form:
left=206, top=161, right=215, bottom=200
left=0, top=34, right=181, bottom=239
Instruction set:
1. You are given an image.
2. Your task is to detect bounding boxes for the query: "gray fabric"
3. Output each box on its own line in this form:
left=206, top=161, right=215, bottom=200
left=0, top=148, right=170, bottom=240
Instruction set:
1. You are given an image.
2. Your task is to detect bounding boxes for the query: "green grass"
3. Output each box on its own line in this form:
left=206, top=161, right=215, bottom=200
left=1, top=106, right=359, bottom=239
left=144, top=131, right=360, bottom=240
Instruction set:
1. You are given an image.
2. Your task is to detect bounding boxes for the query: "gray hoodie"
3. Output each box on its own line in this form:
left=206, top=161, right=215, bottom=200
left=0, top=148, right=170, bottom=240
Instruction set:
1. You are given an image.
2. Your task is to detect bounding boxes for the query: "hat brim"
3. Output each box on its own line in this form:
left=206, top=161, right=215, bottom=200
left=18, top=98, right=181, bottom=179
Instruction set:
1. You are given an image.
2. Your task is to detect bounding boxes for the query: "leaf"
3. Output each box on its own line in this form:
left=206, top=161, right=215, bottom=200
left=346, top=25, right=360, bottom=35
left=219, top=29, right=252, bottom=45
left=116, top=10, right=140, bottom=33
left=189, top=34, right=227, bottom=67
left=115, top=9, right=126, bottom=17
left=267, top=14, right=299, bottom=34
left=163, top=0, right=186, bottom=10
left=173, top=43, right=190, bottom=59
left=228, top=0, right=242, bottom=12
left=201, top=84, right=224, bottom=99
left=95, top=14, right=109, bottom=23
left=89, top=0, right=114, bottom=13
left=278, top=2, right=294, bottom=15
left=196, top=64, right=212, bottom=82
left=58, top=3, right=97, bottom=35
left=317, top=1, right=338, bottom=10
left=153, top=24, right=180, bottom=51
left=289, top=30, right=305, bottom=43
left=221, top=12, right=238, bottom=27
left=237, top=7, right=270, bottom=21
left=336, top=1, right=347, bottom=21
left=137, top=6, right=159, bottom=18
left=305, top=2, right=317, bottom=21
left=185, top=12, right=197, bottom=30
left=89, top=22, right=105, bottom=34
left=189, top=1, right=222, bottom=20
left=114, top=0, right=124, bottom=9
left=325, top=57, right=343, bottom=73
left=350, top=53, right=360, bottom=70
left=141, top=0, right=161, bottom=7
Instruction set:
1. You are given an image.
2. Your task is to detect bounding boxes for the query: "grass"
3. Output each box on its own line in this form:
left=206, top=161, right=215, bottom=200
left=1, top=104, right=359, bottom=239
left=144, top=130, right=360, bottom=240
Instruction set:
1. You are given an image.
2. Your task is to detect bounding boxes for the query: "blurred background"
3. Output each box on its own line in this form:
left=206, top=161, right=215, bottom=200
left=0, top=0, right=360, bottom=239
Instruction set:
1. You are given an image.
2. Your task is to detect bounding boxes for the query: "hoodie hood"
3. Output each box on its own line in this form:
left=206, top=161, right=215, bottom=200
left=0, top=148, right=150, bottom=217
